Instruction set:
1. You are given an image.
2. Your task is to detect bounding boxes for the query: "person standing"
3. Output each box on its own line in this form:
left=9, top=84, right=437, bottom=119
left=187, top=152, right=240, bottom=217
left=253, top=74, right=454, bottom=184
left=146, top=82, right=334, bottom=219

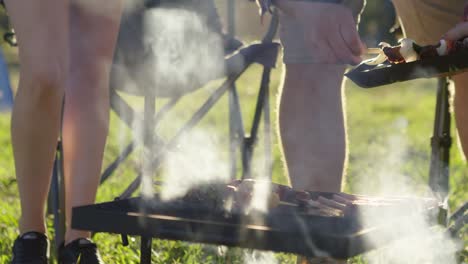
left=7, top=1, right=123, bottom=263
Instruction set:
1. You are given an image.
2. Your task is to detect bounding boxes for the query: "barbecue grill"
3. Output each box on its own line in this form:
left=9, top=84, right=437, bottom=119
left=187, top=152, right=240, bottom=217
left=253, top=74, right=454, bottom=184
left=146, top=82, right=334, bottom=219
left=72, top=190, right=442, bottom=262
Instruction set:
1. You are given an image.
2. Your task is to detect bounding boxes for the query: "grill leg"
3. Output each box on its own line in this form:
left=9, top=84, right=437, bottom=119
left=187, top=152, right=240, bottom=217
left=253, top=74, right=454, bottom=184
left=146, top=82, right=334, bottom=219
left=429, top=77, right=451, bottom=202
left=140, top=236, right=152, bottom=264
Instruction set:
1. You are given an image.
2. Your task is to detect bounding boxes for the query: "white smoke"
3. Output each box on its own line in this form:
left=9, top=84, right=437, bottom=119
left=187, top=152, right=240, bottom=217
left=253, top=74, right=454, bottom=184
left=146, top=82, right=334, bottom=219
left=243, top=250, right=278, bottom=264
left=112, top=3, right=225, bottom=98
left=111, top=1, right=227, bottom=199
left=354, top=117, right=461, bottom=264
left=142, top=7, right=224, bottom=96
left=160, top=129, right=229, bottom=201
left=358, top=116, right=417, bottom=196
left=249, top=178, right=272, bottom=213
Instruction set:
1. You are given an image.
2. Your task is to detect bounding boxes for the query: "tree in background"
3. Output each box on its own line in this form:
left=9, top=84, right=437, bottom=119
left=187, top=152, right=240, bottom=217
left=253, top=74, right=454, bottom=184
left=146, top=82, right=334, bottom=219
left=359, top=0, right=399, bottom=46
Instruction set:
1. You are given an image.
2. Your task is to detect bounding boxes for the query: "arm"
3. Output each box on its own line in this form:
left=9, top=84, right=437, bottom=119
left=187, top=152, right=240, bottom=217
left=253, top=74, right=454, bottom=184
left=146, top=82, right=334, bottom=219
left=445, top=23, right=468, bottom=41
left=444, top=2, right=468, bottom=41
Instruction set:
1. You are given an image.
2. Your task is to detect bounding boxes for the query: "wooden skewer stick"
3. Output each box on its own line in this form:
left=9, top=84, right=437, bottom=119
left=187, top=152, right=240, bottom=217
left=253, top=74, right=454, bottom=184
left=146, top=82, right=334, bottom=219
left=365, top=48, right=383, bottom=55
left=278, top=201, right=298, bottom=207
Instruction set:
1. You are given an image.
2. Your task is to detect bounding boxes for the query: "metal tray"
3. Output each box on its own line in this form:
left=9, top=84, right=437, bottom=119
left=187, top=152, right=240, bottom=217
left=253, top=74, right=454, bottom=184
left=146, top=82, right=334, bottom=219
left=345, top=50, right=468, bottom=88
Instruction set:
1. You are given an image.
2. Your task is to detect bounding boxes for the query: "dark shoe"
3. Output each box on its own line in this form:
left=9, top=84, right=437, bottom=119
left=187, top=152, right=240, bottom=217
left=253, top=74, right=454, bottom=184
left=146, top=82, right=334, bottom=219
left=58, top=238, right=104, bottom=264
left=11, top=231, right=49, bottom=264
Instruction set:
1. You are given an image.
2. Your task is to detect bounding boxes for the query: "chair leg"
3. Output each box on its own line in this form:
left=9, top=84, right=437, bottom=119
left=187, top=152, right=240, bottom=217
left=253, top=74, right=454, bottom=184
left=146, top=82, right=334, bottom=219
left=49, top=140, right=66, bottom=256
left=229, top=86, right=239, bottom=180
left=242, top=66, right=273, bottom=178
left=262, top=69, right=272, bottom=178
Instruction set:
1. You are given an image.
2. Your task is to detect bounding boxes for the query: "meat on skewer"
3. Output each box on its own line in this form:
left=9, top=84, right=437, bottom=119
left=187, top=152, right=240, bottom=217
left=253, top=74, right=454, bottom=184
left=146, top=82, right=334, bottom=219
left=182, top=179, right=440, bottom=218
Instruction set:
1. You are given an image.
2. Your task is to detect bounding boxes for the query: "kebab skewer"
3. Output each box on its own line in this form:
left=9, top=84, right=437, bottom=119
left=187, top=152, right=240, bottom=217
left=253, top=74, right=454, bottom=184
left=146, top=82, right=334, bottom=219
left=365, top=7, right=468, bottom=66
left=181, top=179, right=439, bottom=218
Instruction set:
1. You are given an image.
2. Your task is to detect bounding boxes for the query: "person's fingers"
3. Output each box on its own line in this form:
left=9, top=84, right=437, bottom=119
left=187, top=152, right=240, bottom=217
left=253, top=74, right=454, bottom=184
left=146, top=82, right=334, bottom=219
left=325, top=37, right=343, bottom=64
left=328, top=29, right=362, bottom=65
left=445, top=22, right=468, bottom=41
left=339, top=17, right=366, bottom=57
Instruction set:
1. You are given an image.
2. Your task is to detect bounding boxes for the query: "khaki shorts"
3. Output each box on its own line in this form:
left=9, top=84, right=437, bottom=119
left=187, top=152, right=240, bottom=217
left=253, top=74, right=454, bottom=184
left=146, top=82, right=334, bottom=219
left=392, top=0, right=464, bottom=45
left=279, top=0, right=464, bottom=64
left=278, top=0, right=365, bottom=64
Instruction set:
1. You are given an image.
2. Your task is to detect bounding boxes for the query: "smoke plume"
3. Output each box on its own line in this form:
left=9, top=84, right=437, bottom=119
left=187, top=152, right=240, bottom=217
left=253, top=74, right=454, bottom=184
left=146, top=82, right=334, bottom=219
left=354, top=117, right=460, bottom=264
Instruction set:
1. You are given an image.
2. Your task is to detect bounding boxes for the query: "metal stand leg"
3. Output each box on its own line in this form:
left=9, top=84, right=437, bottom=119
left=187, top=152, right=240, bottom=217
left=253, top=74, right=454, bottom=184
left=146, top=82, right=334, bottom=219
left=263, top=69, right=272, bottom=178
left=429, top=77, right=452, bottom=201
left=140, top=236, right=152, bottom=264
left=48, top=140, right=66, bottom=255
left=227, top=0, right=237, bottom=182
left=448, top=206, right=468, bottom=237
left=229, top=85, right=241, bottom=180
left=242, top=66, right=272, bottom=178
left=428, top=77, right=452, bottom=227
left=142, top=95, right=156, bottom=195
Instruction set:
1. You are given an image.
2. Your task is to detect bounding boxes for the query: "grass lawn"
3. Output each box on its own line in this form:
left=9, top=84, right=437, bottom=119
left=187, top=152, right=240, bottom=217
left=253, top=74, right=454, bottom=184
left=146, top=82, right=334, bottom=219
left=0, top=44, right=467, bottom=263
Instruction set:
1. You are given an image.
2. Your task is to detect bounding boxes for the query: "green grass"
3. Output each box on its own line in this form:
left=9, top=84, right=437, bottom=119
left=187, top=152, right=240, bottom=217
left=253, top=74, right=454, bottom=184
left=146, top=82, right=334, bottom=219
left=0, top=52, right=466, bottom=262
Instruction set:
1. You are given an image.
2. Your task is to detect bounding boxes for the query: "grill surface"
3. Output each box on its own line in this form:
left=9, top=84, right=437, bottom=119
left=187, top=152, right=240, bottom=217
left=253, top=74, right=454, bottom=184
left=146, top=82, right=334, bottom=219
left=72, top=192, right=441, bottom=259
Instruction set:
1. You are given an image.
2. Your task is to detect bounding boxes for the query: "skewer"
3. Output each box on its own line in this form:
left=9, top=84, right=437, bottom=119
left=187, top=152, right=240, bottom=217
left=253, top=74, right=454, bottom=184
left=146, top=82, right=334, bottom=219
left=366, top=48, right=382, bottom=55
left=365, top=48, right=383, bottom=55
left=278, top=201, right=298, bottom=207
left=318, top=196, right=347, bottom=210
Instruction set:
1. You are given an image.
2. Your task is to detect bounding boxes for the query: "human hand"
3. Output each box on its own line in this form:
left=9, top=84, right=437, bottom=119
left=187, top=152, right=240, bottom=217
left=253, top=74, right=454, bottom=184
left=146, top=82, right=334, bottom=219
left=444, top=22, right=468, bottom=41
left=275, top=0, right=366, bottom=65
left=444, top=3, right=468, bottom=41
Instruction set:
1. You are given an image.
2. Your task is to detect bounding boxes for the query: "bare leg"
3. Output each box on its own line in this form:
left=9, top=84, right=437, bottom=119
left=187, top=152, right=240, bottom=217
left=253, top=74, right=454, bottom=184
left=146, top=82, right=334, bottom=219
left=451, top=73, right=468, bottom=160
left=5, top=0, right=69, bottom=234
left=278, top=64, right=347, bottom=192
left=63, top=1, right=123, bottom=243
